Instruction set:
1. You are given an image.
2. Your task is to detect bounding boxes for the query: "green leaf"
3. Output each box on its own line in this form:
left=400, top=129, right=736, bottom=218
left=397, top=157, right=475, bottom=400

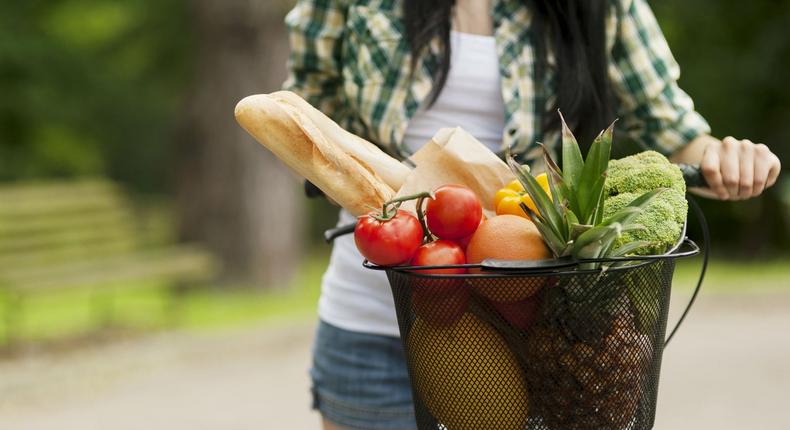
left=593, top=189, right=606, bottom=225
left=570, top=222, right=592, bottom=238
left=540, top=143, right=564, bottom=186
left=625, top=188, right=667, bottom=209
left=539, top=143, right=569, bottom=216
left=565, top=207, right=580, bottom=227
left=601, top=188, right=666, bottom=229
left=507, top=156, right=567, bottom=243
left=579, top=174, right=607, bottom=225
left=559, top=111, right=584, bottom=189
left=521, top=202, right=567, bottom=256
left=601, top=206, right=644, bottom=226
left=620, top=223, right=647, bottom=234
left=576, top=121, right=615, bottom=223
left=608, top=240, right=656, bottom=269
left=611, top=240, right=653, bottom=257
left=573, top=223, right=621, bottom=260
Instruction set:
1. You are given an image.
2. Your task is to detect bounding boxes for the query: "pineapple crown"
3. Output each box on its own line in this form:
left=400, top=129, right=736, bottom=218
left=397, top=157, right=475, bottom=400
left=507, top=112, right=665, bottom=264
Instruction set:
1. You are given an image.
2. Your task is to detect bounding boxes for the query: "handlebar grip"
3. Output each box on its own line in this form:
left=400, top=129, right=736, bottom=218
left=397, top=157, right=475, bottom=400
left=324, top=223, right=356, bottom=243
left=677, top=164, right=707, bottom=188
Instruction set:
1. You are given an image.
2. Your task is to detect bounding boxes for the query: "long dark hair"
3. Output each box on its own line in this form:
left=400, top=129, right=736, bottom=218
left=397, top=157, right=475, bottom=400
left=403, top=0, right=615, bottom=149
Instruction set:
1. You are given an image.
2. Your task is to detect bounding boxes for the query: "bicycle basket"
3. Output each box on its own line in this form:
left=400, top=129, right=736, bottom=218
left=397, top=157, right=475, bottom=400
left=365, top=233, right=701, bottom=430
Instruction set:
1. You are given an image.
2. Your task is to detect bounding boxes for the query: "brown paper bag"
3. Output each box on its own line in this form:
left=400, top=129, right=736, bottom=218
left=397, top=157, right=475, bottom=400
left=396, top=127, right=515, bottom=217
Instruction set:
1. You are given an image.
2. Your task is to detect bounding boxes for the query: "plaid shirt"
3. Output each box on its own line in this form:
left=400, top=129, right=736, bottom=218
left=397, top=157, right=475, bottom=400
left=283, top=0, right=710, bottom=161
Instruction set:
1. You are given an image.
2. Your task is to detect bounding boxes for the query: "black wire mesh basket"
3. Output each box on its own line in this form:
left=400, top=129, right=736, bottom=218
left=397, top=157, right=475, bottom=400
left=364, top=206, right=706, bottom=430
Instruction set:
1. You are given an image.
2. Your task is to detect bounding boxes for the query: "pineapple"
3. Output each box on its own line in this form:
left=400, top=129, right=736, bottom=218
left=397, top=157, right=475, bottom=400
left=525, top=278, right=654, bottom=430
left=508, top=114, right=662, bottom=429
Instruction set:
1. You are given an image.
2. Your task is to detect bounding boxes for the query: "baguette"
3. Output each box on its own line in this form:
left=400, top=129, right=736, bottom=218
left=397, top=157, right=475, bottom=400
left=268, top=91, right=410, bottom=190
left=235, top=93, right=403, bottom=216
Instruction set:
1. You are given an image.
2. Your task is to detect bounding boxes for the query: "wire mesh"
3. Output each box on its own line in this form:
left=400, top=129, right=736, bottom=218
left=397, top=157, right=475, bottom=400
left=386, top=259, right=677, bottom=430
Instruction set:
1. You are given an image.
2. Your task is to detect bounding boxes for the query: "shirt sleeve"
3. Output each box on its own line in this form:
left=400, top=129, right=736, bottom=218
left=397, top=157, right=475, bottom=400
left=609, top=0, right=711, bottom=155
left=283, top=0, right=349, bottom=124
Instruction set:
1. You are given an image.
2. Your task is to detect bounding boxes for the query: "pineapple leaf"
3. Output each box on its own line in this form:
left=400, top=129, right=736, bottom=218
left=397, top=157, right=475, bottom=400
left=558, top=111, right=584, bottom=191
left=607, top=240, right=656, bottom=268
left=540, top=143, right=564, bottom=186
left=601, top=206, right=644, bottom=226
left=570, top=222, right=592, bottom=238
left=601, top=188, right=665, bottom=227
left=621, top=223, right=647, bottom=233
left=573, top=221, right=648, bottom=264
left=565, top=207, right=580, bottom=226
left=586, top=172, right=606, bottom=225
left=611, top=240, right=654, bottom=257
left=576, top=122, right=615, bottom=223
left=593, top=193, right=605, bottom=225
left=520, top=202, right=568, bottom=255
left=573, top=223, right=622, bottom=260
left=508, top=155, right=567, bottom=243
left=540, top=143, right=569, bottom=216
left=625, top=188, right=666, bottom=208
left=597, top=224, right=626, bottom=257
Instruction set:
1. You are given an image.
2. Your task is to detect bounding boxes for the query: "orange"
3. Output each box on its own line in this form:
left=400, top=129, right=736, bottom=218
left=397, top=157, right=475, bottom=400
left=466, top=215, right=551, bottom=302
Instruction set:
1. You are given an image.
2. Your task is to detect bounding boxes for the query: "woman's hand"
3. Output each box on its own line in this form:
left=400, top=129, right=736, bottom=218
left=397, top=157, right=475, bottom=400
left=671, top=135, right=782, bottom=200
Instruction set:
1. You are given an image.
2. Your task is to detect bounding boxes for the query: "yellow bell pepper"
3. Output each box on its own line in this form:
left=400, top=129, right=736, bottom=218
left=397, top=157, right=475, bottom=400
left=494, top=174, right=551, bottom=219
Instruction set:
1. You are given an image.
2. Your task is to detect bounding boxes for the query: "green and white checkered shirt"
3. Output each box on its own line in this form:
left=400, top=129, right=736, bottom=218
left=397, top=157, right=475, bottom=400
left=283, top=0, right=710, bottom=161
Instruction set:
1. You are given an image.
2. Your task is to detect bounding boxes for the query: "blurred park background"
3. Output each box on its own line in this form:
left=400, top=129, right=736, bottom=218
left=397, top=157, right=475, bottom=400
left=0, top=1, right=788, bottom=429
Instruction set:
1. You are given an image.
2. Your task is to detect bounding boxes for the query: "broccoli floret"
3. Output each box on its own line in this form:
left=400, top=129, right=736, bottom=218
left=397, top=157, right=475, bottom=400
left=603, top=151, right=688, bottom=255
left=605, top=151, right=686, bottom=197
left=604, top=191, right=687, bottom=255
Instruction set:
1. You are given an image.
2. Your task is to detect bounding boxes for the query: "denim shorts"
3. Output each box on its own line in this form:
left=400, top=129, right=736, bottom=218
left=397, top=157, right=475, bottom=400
left=310, top=320, right=417, bottom=430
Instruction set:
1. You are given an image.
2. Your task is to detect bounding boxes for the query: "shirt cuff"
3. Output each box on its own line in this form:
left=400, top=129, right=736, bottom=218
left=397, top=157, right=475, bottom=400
left=647, top=109, right=711, bottom=156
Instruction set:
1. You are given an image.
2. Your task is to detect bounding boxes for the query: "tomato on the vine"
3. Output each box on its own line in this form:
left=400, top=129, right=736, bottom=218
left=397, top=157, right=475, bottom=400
left=409, top=240, right=468, bottom=326
left=409, top=240, right=467, bottom=275
left=425, top=184, right=482, bottom=240
left=354, top=209, right=423, bottom=266
left=456, top=215, right=485, bottom=250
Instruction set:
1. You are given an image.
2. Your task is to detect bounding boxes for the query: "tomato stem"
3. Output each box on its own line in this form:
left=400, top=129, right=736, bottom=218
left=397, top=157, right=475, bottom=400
left=384, top=191, right=433, bottom=208
left=376, top=191, right=433, bottom=222
left=414, top=195, right=434, bottom=243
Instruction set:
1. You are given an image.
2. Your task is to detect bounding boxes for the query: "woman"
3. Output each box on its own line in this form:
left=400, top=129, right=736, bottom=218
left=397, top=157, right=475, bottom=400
left=283, top=1, right=781, bottom=429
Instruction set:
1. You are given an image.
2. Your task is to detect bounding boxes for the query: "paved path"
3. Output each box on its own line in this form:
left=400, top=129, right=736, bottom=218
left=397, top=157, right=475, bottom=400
left=0, top=321, right=321, bottom=430
left=0, top=292, right=788, bottom=430
left=656, top=292, right=790, bottom=429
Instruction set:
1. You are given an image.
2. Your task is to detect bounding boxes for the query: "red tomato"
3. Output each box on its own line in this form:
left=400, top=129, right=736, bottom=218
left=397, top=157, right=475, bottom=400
left=456, top=214, right=486, bottom=250
left=409, top=240, right=468, bottom=326
left=354, top=210, right=423, bottom=266
left=409, top=240, right=466, bottom=275
left=426, top=185, right=483, bottom=240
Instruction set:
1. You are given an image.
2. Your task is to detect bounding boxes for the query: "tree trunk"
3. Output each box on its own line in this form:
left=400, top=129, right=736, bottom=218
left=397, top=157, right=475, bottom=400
left=176, top=0, right=302, bottom=288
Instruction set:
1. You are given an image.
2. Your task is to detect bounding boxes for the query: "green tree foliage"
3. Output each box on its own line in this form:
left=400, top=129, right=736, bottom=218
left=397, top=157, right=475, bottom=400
left=0, top=0, right=192, bottom=192
left=653, top=1, right=790, bottom=254
left=0, top=0, right=786, bottom=254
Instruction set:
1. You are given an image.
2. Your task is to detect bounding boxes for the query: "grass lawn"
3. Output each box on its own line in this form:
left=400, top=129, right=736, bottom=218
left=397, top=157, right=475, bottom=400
left=1, top=253, right=786, bottom=345
left=0, top=253, right=329, bottom=344
left=674, top=257, right=789, bottom=294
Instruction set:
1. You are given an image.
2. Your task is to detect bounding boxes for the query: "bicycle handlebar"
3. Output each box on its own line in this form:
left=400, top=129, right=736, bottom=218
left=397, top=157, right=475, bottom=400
left=677, top=163, right=707, bottom=188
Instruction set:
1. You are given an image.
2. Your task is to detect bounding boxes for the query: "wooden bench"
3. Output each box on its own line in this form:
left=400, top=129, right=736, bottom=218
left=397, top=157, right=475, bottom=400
left=0, top=179, right=219, bottom=342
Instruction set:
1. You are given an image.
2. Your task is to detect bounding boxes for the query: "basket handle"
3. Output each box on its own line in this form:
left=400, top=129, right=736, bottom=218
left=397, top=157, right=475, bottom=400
left=664, top=195, right=709, bottom=346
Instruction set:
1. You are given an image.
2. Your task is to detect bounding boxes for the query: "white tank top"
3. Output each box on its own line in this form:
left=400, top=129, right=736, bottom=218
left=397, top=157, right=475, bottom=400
left=319, top=31, right=506, bottom=337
